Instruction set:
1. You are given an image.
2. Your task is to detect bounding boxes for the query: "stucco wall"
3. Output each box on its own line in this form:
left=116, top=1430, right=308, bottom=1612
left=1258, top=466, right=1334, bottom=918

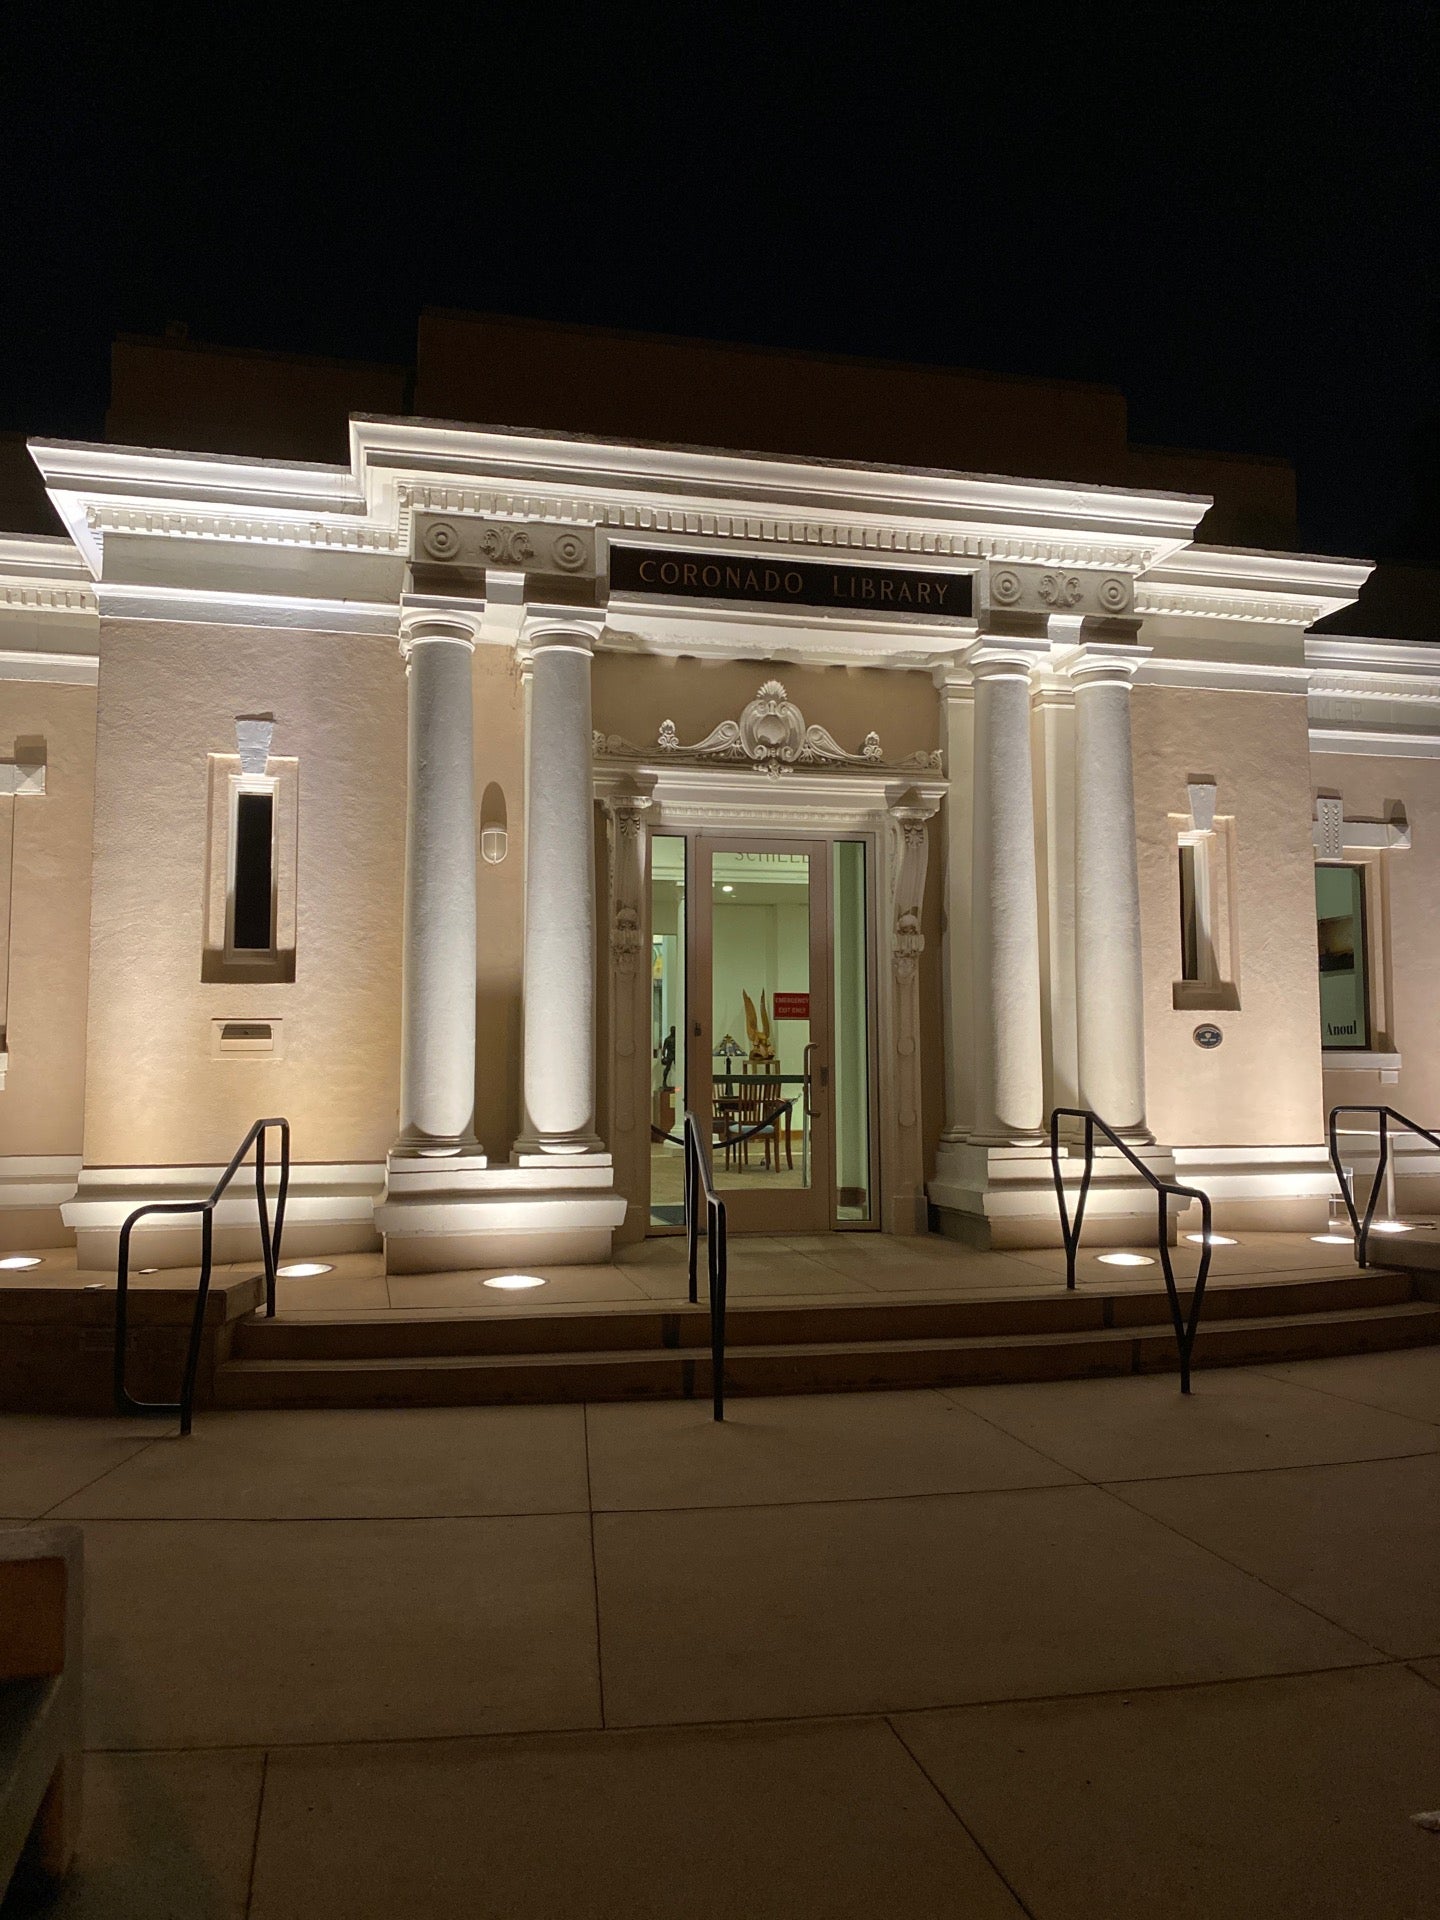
left=473, top=645, right=526, bottom=1157
left=1312, top=750, right=1440, bottom=1123
left=1132, top=684, right=1324, bottom=1147
left=82, top=620, right=407, bottom=1168
left=0, top=678, right=94, bottom=1158
left=592, top=655, right=942, bottom=766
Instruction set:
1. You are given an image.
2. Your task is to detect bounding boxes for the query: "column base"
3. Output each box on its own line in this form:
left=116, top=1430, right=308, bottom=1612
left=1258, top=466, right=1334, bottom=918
left=929, top=1136, right=1179, bottom=1250
left=1169, top=1145, right=1335, bottom=1235
left=64, top=1160, right=385, bottom=1270
left=375, top=1151, right=625, bottom=1274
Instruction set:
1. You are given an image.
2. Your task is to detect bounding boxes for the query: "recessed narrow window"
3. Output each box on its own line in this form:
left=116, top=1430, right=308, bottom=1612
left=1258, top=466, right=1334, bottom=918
left=1178, top=844, right=1201, bottom=981
left=1177, top=837, right=1215, bottom=986
left=1316, top=863, right=1369, bottom=1048
left=231, top=790, right=275, bottom=952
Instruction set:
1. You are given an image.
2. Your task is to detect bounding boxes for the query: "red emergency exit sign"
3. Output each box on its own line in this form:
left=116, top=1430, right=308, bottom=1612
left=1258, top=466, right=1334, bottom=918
left=772, top=992, right=810, bottom=1021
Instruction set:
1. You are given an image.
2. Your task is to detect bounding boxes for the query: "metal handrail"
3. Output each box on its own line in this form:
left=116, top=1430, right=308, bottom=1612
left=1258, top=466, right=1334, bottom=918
left=114, top=1116, right=290, bottom=1435
left=1049, top=1107, right=1213, bottom=1395
left=683, top=1110, right=728, bottom=1421
left=1329, top=1104, right=1440, bottom=1268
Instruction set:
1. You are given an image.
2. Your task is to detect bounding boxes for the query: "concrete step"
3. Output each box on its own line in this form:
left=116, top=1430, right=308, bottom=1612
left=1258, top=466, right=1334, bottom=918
left=214, top=1297, right=1440, bottom=1410
left=228, top=1267, right=1416, bottom=1365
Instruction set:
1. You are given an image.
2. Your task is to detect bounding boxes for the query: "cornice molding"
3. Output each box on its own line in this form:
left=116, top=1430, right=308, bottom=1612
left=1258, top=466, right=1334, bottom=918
left=0, top=581, right=95, bottom=614
left=1138, top=546, right=1371, bottom=628
left=403, top=484, right=1166, bottom=572
left=1306, top=635, right=1440, bottom=678
left=356, top=417, right=1208, bottom=542
left=0, top=534, right=97, bottom=621
left=86, top=503, right=402, bottom=553
left=1136, top=585, right=1336, bottom=626
left=593, top=758, right=947, bottom=827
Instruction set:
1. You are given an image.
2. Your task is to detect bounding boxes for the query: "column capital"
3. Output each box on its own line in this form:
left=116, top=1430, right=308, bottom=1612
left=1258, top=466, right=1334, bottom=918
left=1063, top=641, right=1151, bottom=691
left=519, top=608, right=607, bottom=660
left=600, top=784, right=655, bottom=822
left=964, top=636, right=1049, bottom=682
left=397, top=611, right=480, bottom=660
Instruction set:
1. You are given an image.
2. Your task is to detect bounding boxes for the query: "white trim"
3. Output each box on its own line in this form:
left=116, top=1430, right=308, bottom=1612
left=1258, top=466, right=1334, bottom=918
left=1310, top=727, right=1440, bottom=759
left=0, top=649, right=98, bottom=686
left=1323, top=1049, right=1402, bottom=1074
left=1169, top=1144, right=1338, bottom=1201
left=62, top=1161, right=386, bottom=1232
left=1307, top=634, right=1440, bottom=678
left=0, top=1155, right=82, bottom=1211
left=95, top=584, right=400, bottom=636
left=352, top=416, right=1211, bottom=551
left=596, top=761, right=947, bottom=832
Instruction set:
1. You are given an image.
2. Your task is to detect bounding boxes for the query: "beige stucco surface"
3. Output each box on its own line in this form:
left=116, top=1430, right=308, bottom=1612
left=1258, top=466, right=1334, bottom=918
left=82, top=620, right=406, bottom=1168
left=473, top=645, right=526, bottom=1158
left=592, top=655, right=943, bottom=766
left=0, top=678, right=95, bottom=1157
left=1312, top=750, right=1440, bottom=1124
left=1132, top=685, right=1324, bottom=1148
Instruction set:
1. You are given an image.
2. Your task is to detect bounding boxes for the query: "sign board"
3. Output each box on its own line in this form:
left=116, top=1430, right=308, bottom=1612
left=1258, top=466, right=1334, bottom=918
left=772, top=992, right=811, bottom=1021
left=610, top=546, right=972, bottom=619
left=1192, top=1023, right=1223, bottom=1050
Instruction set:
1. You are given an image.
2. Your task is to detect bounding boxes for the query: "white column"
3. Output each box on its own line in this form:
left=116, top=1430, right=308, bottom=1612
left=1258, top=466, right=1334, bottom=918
left=517, top=622, right=605, bottom=1156
left=936, top=672, right=973, bottom=1141
left=395, top=615, right=480, bottom=1157
left=969, top=649, right=1045, bottom=1141
left=1071, top=651, right=1149, bottom=1138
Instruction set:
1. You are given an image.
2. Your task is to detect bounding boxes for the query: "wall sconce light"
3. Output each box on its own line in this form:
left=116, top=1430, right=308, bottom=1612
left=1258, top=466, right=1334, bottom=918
left=480, top=781, right=508, bottom=865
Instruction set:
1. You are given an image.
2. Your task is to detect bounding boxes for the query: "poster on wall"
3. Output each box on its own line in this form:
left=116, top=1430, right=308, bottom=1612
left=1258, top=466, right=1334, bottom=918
left=1315, top=866, right=1368, bottom=1048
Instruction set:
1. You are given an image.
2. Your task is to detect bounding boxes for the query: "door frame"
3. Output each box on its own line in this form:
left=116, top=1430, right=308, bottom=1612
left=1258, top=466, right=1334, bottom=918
left=598, top=757, right=947, bottom=1242
left=688, top=832, right=835, bottom=1235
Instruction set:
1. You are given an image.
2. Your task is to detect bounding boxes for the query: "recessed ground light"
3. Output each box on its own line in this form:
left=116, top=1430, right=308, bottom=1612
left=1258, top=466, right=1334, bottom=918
left=483, top=1273, right=546, bottom=1290
left=138, top=1267, right=159, bottom=1275
left=277, top=1261, right=333, bottom=1278
left=0, top=1254, right=41, bottom=1270
left=1369, top=1220, right=1414, bottom=1235
left=1184, top=1233, right=1237, bottom=1246
left=1310, top=1233, right=1353, bottom=1245
left=1097, top=1252, right=1155, bottom=1267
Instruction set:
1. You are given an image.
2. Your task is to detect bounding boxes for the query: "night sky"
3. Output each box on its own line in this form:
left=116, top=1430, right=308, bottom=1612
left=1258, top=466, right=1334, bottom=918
left=6, top=4, right=1437, bottom=562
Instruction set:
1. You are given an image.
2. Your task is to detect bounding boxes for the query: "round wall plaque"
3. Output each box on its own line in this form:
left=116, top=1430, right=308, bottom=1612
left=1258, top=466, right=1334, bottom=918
left=1193, top=1023, right=1223, bottom=1050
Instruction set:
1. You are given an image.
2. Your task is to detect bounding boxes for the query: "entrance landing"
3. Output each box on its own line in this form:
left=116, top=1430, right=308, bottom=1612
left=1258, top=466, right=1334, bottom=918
left=5, top=1231, right=1439, bottom=1415
left=224, top=1227, right=1427, bottom=1315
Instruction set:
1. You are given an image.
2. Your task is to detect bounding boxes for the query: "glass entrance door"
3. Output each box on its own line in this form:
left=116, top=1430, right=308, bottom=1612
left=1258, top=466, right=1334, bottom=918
left=689, top=837, right=832, bottom=1234
left=647, top=830, right=877, bottom=1235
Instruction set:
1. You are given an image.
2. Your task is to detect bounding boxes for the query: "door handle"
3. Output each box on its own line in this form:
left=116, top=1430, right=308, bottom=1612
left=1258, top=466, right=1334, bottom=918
left=803, top=1042, right=819, bottom=1118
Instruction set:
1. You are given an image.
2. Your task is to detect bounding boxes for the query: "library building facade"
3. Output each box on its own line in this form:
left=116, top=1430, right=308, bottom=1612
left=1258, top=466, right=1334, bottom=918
left=2, top=318, right=1437, bottom=1276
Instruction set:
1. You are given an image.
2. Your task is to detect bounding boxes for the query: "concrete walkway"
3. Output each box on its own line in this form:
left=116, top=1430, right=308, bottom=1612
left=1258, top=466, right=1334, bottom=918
left=3, top=1348, right=1440, bottom=1915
